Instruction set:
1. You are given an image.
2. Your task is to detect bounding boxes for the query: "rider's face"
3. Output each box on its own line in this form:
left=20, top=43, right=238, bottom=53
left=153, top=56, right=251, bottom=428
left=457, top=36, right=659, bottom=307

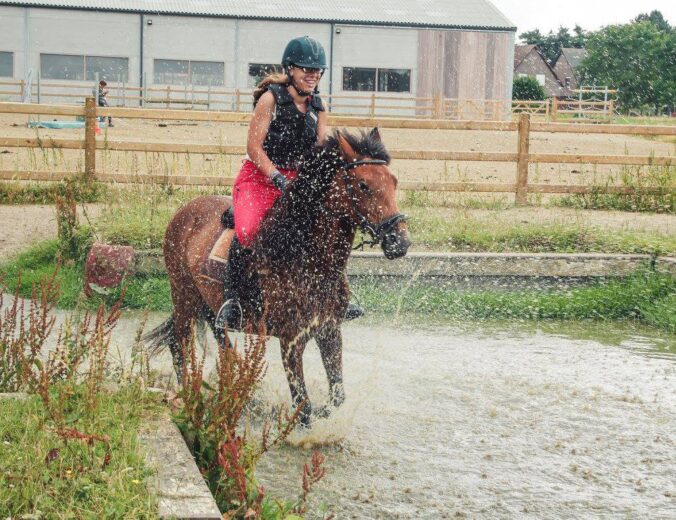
left=290, top=65, right=323, bottom=93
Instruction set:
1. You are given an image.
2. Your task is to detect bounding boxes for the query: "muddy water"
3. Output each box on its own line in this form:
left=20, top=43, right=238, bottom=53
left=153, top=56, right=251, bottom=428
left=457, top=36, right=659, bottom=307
left=109, top=314, right=676, bottom=519
left=253, top=321, right=675, bottom=519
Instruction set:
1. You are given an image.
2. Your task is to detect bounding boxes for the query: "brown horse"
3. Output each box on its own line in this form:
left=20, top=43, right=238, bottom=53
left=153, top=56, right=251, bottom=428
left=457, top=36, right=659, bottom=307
left=145, top=128, right=410, bottom=426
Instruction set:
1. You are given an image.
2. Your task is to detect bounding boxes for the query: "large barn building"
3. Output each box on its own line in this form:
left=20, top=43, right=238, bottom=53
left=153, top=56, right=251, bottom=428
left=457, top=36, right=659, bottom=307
left=0, top=0, right=516, bottom=118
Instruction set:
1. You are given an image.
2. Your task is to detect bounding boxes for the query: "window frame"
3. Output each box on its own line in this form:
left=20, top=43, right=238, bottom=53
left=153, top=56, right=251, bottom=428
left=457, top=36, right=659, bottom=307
left=85, top=55, right=129, bottom=83
left=40, top=53, right=129, bottom=82
left=40, top=53, right=85, bottom=81
left=0, top=51, right=13, bottom=78
left=342, top=67, right=377, bottom=92
left=153, top=58, right=225, bottom=86
left=342, top=66, right=412, bottom=93
left=376, top=68, right=411, bottom=93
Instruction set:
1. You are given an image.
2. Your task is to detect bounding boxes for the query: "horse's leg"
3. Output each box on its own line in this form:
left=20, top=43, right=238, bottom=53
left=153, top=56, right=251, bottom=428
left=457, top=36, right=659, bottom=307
left=314, top=322, right=345, bottom=418
left=280, top=336, right=312, bottom=427
left=167, top=279, right=203, bottom=382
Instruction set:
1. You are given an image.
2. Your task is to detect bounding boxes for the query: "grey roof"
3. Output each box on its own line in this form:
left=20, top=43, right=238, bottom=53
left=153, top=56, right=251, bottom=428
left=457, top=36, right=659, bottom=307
left=0, top=0, right=516, bottom=30
left=559, top=48, right=587, bottom=69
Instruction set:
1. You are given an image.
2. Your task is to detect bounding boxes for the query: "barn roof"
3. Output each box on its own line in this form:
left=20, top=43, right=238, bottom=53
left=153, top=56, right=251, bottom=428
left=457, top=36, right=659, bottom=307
left=0, top=0, right=516, bottom=31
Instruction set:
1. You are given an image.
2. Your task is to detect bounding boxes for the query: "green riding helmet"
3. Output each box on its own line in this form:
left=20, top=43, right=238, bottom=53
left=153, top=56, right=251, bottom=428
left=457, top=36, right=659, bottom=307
left=281, top=36, right=327, bottom=70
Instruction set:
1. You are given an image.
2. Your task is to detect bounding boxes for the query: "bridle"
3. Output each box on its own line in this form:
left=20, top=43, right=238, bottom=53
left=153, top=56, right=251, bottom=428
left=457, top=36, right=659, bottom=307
left=342, top=159, right=408, bottom=250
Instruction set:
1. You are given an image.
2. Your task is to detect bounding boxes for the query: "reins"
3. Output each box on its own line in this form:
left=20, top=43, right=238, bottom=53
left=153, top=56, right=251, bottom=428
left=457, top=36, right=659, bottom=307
left=342, top=159, right=408, bottom=250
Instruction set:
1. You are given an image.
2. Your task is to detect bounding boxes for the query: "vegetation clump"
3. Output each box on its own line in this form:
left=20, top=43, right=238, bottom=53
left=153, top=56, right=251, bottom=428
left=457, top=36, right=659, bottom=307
left=0, top=272, right=160, bottom=518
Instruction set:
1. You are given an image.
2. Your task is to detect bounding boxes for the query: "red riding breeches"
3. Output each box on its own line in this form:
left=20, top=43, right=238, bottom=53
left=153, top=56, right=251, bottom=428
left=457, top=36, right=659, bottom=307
left=232, top=159, right=297, bottom=247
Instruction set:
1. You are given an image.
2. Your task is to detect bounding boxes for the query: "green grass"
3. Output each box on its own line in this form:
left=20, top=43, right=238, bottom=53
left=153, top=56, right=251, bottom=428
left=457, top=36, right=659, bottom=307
left=553, top=164, right=675, bottom=214
left=352, top=270, right=676, bottom=334
left=0, top=179, right=106, bottom=205
left=0, top=385, right=161, bottom=518
left=84, top=187, right=676, bottom=254
left=0, top=240, right=173, bottom=311
left=402, top=205, right=675, bottom=255
left=2, top=240, right=673, bottom=333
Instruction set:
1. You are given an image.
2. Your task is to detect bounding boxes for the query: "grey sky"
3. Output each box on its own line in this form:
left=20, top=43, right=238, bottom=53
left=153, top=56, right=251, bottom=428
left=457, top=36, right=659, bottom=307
left=491, top=0, right=676, bottom=35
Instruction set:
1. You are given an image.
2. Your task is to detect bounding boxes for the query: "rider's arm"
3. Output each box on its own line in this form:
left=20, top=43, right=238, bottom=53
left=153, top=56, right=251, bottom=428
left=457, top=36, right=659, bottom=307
left=317, top=100, right=328, bottom=144
left=247, top=91, right=278, bottom=179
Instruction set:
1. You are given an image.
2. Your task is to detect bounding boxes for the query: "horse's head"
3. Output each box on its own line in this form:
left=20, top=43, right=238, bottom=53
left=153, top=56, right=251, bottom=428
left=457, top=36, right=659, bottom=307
left=334, top=128, right=411, bottom=259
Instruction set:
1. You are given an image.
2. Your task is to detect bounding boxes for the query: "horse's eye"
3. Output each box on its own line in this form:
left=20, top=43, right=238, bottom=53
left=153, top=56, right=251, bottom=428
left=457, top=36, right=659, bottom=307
left=358, top=180, right=370, bottom=193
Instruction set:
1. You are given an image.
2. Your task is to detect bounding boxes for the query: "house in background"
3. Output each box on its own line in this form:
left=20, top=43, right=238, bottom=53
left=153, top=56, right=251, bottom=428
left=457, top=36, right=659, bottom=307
left=552, top=47, right=588, bottom=91
left=513, top=44, right=572, bottom=98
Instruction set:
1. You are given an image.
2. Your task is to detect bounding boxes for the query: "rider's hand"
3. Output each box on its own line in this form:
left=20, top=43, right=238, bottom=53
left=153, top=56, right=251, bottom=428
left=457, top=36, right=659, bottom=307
left=270, top=170, right=289, bottom=193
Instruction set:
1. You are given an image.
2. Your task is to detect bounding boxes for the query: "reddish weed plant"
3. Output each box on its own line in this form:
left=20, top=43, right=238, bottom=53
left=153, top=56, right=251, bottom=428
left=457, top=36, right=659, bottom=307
left=1, top=268, right=123, bottom=473
left=175, top=324, right=330, bottom=519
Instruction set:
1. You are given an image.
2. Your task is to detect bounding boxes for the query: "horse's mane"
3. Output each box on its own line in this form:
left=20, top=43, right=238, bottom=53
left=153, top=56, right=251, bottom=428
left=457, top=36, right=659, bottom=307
left=252, top=129, right=390, bottom=264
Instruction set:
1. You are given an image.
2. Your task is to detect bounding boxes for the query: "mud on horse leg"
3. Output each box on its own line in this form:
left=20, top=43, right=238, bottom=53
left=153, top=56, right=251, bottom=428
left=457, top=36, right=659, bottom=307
left=280, top=334, right=312, bottom=427
left=314, top=322, right=345, bottom=417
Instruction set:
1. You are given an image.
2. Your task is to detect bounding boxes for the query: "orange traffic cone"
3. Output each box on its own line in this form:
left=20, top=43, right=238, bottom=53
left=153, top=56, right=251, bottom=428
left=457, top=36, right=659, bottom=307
left=95, top=120, right=101, bottom=135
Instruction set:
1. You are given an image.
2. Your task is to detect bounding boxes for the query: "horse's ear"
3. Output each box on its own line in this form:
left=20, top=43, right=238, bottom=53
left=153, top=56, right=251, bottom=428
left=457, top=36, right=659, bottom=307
left=337, top=131, right=358, bottom=161
left=370, top=127, right=381, bottom=142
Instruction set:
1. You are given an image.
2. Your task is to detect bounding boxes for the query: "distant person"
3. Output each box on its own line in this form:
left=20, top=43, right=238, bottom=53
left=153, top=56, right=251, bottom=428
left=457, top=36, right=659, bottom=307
left=93, top=79, right=113, bottom=127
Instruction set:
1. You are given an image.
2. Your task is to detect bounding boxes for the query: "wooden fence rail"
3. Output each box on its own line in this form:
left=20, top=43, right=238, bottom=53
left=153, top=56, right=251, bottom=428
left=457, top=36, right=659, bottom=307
left=0, top=100, right=673, bottom=204
left=0, top=79, right=622, bottom=121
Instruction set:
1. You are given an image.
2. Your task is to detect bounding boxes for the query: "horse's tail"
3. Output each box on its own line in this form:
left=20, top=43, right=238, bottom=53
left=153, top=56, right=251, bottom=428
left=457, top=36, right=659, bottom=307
left=142, top=315, right=210, bottom=356
left=142, top=315, right=176, bottom=356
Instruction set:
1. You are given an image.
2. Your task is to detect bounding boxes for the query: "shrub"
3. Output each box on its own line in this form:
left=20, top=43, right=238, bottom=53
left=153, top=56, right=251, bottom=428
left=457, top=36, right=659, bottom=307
left=513, top=76, right=546, bottom=100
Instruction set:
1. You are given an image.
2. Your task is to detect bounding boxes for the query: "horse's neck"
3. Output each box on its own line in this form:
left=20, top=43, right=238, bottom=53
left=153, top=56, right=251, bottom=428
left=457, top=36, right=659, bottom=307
left=317, top=213, right=354, bottom=267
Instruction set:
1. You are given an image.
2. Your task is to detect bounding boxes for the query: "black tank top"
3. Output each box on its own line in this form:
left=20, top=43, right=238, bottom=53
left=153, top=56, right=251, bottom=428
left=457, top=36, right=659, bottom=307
left=262, top=84, right=324, bottom=169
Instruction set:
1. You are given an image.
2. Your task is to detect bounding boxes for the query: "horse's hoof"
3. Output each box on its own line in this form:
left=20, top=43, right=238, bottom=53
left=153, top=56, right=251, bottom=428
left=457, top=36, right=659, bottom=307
left=314, top=405, right=332, bottom=419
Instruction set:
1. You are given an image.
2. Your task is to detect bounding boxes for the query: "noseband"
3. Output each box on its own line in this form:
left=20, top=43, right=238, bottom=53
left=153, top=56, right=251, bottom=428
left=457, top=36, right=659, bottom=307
left=343, top=159, right=408, bottom=250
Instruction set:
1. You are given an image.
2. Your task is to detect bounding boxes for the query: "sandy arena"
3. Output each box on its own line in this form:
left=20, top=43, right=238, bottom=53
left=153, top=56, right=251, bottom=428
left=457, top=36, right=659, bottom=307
left=1, top=113, right=674, bottom=187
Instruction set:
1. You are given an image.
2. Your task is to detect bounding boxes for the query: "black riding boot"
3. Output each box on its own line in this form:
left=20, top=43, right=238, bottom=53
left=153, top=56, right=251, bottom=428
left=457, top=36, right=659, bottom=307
left=215, top=237, right=250, bottom=330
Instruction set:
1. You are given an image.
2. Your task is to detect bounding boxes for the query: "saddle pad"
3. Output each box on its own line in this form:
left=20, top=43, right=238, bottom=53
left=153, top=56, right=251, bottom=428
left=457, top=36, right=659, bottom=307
left=200, top=229, right=235, bottom=282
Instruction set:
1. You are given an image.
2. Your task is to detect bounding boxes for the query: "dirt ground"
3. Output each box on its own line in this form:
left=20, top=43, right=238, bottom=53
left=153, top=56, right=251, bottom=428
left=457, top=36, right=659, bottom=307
left=1, top=113, right=674, bottom=186
left=0, top=204, right=101, bottom=259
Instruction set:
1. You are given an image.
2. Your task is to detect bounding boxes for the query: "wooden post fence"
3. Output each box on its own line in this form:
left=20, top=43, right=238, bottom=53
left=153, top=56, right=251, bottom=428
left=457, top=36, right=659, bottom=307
left=551, top=97, right=558, bottom=122
left=84, top=97, right=96, bottom=180
left=515, top=113, right=531, bottom=205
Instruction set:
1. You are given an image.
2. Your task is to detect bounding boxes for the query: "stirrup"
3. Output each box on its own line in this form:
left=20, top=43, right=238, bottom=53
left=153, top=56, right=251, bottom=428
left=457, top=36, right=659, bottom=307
left=344, top=302, right=364, bottom=321
left=215, top=298, right=243, bottom=330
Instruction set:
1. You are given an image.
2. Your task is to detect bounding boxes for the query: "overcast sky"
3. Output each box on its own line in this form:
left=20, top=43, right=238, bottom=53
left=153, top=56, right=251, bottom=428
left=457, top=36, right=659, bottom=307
left=491, top=0, right=676, bottom=36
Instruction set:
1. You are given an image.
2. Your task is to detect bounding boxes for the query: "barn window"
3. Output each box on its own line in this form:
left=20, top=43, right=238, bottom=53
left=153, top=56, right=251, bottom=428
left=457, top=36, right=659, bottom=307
left=190, top=61, right=224, bottom=86
left=0, top=52, right=13, bottom=77
left=248, top=63, right=280, bottom=87
left=343, top=67, right=376, bottom=91
left=154, top=59, right=189, bottom=85
left=41, top=54, right=85, bottom=80
left=377, top=68, right=410, bottom=93
left=85, top=56, right=129, bottom=83
left=154, top=59, right=224, bottom=86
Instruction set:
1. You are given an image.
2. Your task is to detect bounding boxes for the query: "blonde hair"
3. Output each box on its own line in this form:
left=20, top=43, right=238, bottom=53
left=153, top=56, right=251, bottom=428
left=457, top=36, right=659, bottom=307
left=253, top=72, right=289, bottom=106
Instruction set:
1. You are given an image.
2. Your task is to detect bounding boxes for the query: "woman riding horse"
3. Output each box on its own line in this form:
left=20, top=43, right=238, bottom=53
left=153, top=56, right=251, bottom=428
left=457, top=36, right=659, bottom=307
left=145, top=37, right=411, bottom=427
left=216, top=35, right=362, bottom=329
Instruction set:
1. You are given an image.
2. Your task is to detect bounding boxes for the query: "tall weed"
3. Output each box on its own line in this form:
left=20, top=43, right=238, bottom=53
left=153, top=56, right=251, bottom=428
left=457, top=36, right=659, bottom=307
left=174, top=325, right=330, bottom=519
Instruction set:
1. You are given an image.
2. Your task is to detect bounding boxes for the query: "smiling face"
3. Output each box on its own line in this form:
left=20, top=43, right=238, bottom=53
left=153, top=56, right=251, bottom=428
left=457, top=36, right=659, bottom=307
left=289, top=65, right=323, bottom=93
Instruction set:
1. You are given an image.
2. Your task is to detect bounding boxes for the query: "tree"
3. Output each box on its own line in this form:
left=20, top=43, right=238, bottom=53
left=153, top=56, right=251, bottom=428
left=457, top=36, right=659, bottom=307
left=634, top=10, right=672, bottom=33
left=519, top=25, right=588, bottom=64
left=578, top=18, right=676, bottom=111
left=512, top=76, right=546, bottom=100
